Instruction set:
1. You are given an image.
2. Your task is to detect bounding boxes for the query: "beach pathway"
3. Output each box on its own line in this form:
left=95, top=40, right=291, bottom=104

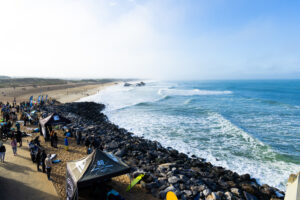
left=0, top=140, right=59, bottom=200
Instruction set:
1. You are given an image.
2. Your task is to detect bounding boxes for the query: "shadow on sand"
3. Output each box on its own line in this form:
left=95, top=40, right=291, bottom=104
left=0, top=176, right=58, bottom=200
left=0, top=162, right=34, bottom=174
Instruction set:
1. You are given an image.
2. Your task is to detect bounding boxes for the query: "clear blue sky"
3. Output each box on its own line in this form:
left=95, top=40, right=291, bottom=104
left=0, top=0, right=299, bottom=79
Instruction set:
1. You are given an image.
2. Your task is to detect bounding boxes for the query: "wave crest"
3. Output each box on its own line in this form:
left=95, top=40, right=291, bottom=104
left=158, top=88, right=233, bottom=96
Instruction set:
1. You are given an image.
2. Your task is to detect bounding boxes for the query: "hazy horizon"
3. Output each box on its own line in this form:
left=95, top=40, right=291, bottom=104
left=1, top=0, right=300, bottom=80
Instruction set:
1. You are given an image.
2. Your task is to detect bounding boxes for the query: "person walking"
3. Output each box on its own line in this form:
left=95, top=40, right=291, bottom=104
left=16, top=130, right=22, bottom=147
left=45, top=154, right=52, bottom=180
left=11, top=137, right=17, bottom=155
left=64, top=136, right=69, bottom=151
left=0, top=142, right=6, bottom=162
left=41, top=150, right=47, bottom=173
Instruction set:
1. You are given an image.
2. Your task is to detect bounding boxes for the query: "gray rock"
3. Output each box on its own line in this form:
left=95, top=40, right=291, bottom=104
left=179, top=183, right=186, bottom=190
left=183, top=190, right=193, bottom=197
left=216, top=191, right=224, bottom=198
left=224, top=192, right=233, bottom=200
left=168, top=176, right=180, bottom=184
left=230, top=188, right=241, bottom=196
left=157, top=163, right=174, bottom=172
left=206, top=192, right=220, bottom=200
left=159, top=185, right=176, bottom=199
left=191, top=185, right=206, bottom=193
left=243, top=191, right=258, bottom=200
left=115, top=148, right=125, bottom=157
left=203, top=188, right=212, bottom=197
left=105, top=141, right=118, bottom=149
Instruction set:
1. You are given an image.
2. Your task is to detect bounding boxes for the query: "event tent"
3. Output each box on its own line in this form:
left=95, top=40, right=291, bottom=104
left=39, top=113, right=71, bottom=139
left=66, top=149, right=131, bottom=200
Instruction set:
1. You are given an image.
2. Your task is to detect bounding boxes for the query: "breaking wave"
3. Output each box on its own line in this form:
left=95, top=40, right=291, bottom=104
left=158, top=88, right=233, bottom=96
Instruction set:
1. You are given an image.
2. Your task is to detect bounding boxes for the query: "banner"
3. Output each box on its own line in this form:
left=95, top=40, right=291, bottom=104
left=29, top=96, right=33, bottom=107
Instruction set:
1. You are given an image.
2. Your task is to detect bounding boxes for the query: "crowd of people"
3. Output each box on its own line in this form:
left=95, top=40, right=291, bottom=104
left=0, top=98, right=102, bottom=181
left=0, top=100, right=54, bottom=180
left=0, top=98, right=130, bottom=200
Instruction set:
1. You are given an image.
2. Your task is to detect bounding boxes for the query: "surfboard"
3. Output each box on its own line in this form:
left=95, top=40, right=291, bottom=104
left=166, top=191, right=178, bottom=200
left=126, top=174, right=145, bottom=192
left=285, top=172, right=300, bottom=200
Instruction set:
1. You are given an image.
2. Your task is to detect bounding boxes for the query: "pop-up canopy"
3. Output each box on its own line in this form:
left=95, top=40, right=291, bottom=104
left=66, top=149, right=130, bottom=200
left=39, top=113, right=71, bottom=139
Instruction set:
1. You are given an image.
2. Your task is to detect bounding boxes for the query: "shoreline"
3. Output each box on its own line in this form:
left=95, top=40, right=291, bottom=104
left=0, top=82, right=118, bottom=103
left=42, top=101, right=285, bottom=200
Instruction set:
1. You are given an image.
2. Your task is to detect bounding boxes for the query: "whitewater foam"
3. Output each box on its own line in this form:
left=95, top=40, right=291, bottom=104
left=158, top=88, right=233, bottom=96
left=79, top=80, right=300, bottom=191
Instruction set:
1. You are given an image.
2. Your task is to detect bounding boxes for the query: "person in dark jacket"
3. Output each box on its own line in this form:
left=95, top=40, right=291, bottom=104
left=92, top=137, right=100, bottom=149
left=0, top=142, right=6, bottom=163
left=50, top=130, right=54, bottom=147
left=36, top=149, right=41, bottom=171
left=16, top=122, right=20, bottom=132
left=53, top=132, right=58, bottom=148
left=16, top=130, right=22, bottom=147
left=76, top=131, right=82, bottom=145
left=41, top=150, right=47, bottom=173
left=85, top=137, right=91, bottom=154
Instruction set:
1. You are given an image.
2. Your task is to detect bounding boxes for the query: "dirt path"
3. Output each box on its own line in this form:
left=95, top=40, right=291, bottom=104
left=0, top=140, right=59, bottom=200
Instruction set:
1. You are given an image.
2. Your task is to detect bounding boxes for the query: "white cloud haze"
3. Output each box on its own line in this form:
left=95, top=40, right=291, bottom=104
left=0, top=0, right=299, bottom=80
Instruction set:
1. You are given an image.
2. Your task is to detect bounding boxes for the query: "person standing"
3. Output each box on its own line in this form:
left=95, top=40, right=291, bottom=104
left=85, top=137, right=91, bottom=154
left=0, top=142, right=6, bottom=162
left=36, top=149, right=41, bottom=171
left=50, top=130, right=54, bottom=147
left=15, top=122, right=20, bottom=132
left=11, top=137, right=17, bottom=155
left=24, top=115, right=27, bottom=126
left=76, top=131, right=82, bottom=145
left=41, top=150, right=47, bottom=173
left=45, top=154, right=52, bottom=180
left=16, top=130, right=22, bottom=147
left=64, top=136, right=69, bottom=151
left=53, top=132, right=58, bottom=148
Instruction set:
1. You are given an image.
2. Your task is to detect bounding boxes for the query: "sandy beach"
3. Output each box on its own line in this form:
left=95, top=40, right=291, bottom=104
left=0, top=82, right=117, bottom=104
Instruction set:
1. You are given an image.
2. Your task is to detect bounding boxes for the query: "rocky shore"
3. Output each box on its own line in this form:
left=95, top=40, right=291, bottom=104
left=42, top=102, right=285, bottom=200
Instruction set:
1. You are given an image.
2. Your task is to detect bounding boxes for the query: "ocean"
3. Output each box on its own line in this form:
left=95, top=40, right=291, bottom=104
left=80, top=80, right=300, bottom=191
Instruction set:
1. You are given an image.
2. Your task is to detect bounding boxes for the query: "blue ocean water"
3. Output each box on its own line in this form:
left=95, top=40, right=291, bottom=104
left=80, top=80, right=300, bottom=190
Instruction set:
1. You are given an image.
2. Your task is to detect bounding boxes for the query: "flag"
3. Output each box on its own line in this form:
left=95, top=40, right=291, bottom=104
left=29, top=96, right=33, bottom=107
